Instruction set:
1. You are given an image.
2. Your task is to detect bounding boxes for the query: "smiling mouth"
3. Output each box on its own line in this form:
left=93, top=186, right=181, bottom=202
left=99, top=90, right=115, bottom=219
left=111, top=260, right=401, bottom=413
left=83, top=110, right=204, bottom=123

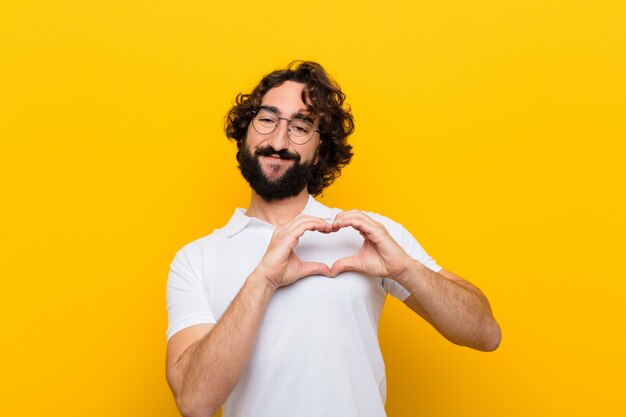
left=254, top=146, right=300, bottom=162
left=260, top=154, right=295, bottom=162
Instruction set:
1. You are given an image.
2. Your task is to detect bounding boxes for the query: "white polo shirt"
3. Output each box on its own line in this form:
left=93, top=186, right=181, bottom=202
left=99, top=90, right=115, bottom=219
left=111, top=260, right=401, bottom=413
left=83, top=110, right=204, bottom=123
left=166, top=196, right=442, bottom=417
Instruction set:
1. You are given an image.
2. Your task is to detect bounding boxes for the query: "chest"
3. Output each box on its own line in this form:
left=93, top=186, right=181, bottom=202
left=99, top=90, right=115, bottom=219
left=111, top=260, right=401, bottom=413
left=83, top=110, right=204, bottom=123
left=201, top=226, right=387, bottom=321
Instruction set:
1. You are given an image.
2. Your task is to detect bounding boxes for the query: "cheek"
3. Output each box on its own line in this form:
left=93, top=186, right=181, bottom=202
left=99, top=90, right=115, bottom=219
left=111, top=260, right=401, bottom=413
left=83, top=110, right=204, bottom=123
left=243, top=128, right=263, bottom=150
left=297, top=146, right=316, bottom=164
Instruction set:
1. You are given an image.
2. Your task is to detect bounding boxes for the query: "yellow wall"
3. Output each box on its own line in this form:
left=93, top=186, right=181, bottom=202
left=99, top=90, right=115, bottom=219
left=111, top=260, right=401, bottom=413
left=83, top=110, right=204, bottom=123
left=2, top=1, right=625, bottom=416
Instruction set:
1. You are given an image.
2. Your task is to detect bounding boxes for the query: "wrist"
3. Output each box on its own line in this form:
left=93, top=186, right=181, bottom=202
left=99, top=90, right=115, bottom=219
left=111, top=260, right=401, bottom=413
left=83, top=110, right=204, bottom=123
left=248, top=268, right=280, bottom=294
left=391, top=257, right=425, bottom=286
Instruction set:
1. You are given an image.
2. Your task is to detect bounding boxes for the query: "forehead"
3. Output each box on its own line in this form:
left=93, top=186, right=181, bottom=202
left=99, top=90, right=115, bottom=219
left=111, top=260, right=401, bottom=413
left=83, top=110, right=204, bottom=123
left=260, top=81, right=309, bottom=115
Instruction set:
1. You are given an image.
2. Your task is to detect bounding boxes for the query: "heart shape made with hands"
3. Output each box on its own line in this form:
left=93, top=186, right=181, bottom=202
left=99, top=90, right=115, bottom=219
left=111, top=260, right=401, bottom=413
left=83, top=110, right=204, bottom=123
left=289, top=211, right=411, bottom=280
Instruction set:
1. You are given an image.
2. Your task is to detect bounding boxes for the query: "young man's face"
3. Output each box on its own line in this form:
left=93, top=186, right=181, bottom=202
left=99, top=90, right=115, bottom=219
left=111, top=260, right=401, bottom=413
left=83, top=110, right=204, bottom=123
left=239, top=80, right=322, bottom=201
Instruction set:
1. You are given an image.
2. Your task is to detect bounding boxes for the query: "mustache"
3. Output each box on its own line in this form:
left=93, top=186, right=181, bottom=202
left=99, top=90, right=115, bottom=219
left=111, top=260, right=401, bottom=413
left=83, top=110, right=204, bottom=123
left=255, top=146, right=301, bottom=162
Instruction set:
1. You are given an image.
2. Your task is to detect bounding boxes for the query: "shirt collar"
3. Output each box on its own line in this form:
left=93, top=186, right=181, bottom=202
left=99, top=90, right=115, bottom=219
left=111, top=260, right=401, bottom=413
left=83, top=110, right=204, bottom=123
left=221, top=195, right=335, bottom=238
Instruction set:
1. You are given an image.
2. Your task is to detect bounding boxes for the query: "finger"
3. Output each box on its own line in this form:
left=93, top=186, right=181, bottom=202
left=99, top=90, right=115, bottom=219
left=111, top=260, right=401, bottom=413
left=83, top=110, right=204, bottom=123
left=282, top=220, right=332, bottom=250
left=287, top=214, right=327, bottom=228
left=290, top=219, right=332, bottom=237
left=301, top=261, right=331, bottom=278
left=332, top=216, right=379, bottom=237
left=335, top=218, right=392, bottom=247
left=334, top=210, right=374, bottom=220
left=334, top=209, right=359, bottom=220
left=333, top=209, right=368, bottom=225
left=332, top=212, right=378, bottom=232
left=331, top=256, right=363, bottom=277
left=334, top=211, right=377, bottom=225
left=288, top=216, right=332, bottom=234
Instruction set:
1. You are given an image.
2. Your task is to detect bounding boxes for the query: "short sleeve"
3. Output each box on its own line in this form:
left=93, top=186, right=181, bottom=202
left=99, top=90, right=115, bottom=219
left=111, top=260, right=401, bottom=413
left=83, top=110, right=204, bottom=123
left=380, top=220, right=442, bottom=302
left=165, top=247, right=217, bottom=341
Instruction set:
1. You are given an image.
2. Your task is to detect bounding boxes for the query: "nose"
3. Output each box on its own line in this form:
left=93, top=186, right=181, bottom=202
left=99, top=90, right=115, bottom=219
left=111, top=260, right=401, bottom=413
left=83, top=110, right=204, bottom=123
left=266, top=118, right=291, bottom=151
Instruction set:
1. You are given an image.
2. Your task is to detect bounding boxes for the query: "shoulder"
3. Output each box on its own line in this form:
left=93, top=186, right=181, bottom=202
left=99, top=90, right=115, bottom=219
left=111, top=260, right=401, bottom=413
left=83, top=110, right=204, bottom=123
left=171, top=228, right=225, bottom=264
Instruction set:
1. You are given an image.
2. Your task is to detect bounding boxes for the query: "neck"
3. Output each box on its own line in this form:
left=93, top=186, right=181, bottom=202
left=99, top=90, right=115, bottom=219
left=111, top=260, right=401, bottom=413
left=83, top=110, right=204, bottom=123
left=245, top=189, right=310, bottom=228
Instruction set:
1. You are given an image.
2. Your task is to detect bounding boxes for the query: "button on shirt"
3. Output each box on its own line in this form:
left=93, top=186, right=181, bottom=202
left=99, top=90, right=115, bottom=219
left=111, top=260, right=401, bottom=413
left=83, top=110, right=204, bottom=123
left=166, top=196, right=442, bottom=417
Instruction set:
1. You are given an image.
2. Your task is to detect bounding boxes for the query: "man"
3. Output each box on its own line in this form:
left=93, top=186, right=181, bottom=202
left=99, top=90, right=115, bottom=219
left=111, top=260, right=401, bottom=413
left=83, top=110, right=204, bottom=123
left=165, top=61, right=501, bottom=417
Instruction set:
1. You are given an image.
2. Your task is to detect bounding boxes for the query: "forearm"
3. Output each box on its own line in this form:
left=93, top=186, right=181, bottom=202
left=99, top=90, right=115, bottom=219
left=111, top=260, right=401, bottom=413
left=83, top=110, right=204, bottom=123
left=171, top=271, right=276, bottom=417
left=397, top=261, right=501, bottom=351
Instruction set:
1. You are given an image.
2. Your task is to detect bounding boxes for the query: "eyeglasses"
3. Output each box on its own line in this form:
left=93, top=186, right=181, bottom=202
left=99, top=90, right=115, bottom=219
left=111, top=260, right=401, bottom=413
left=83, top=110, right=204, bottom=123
left=251, top=109, right=320, bottom=145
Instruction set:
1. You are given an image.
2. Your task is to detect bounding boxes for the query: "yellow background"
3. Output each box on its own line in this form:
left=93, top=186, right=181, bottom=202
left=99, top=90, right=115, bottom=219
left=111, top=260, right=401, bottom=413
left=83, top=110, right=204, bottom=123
left=2, top=1, right=625, bottom=416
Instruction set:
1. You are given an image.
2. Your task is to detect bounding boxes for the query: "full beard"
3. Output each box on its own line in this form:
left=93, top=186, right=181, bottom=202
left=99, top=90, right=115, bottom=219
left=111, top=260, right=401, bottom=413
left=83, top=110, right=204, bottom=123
left=238, top=143, right=314, bottom=201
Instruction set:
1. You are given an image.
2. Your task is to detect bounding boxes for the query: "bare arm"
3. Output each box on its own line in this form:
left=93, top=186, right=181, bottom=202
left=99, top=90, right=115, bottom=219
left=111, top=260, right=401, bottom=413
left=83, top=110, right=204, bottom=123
left=330, top=211, right=501, bottom=352
left=398, top=265, right=501, bottom=351
left=165, top=215, right=332, bottom=417
left=166, top=273, right=276, bottom=417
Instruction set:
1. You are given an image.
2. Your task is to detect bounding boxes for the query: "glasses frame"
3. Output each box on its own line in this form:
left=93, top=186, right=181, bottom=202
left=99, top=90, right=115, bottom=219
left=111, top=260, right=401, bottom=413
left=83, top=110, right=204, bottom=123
left=251, top=110, right=320, bottom=145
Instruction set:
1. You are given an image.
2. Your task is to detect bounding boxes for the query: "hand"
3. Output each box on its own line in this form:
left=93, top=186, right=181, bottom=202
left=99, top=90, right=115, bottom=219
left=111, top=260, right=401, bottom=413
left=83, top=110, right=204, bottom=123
left=255, top=215, right=333, bottom=288
left=330, top=211, right=414, bottom=279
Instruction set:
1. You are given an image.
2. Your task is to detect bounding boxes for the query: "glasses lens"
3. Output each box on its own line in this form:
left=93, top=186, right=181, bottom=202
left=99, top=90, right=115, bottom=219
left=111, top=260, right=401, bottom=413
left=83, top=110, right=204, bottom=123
left=253, top=110, right=277, bottom=134
left=288, top=119, right=314, bottom=144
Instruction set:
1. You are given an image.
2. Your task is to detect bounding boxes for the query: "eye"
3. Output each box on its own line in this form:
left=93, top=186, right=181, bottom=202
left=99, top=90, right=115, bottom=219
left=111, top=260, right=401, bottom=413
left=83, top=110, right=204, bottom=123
left=290, top=121, right=312, bottom=135
left=256, top=113, right=278, bottom=128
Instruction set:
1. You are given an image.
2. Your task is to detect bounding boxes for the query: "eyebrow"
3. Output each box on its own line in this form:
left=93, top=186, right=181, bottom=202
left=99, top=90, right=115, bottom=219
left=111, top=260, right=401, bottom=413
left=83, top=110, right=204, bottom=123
left=292, top=113, right=314, bottom=124
left=258, top=105, right=314, bottom=124
left=259, top=105, right=279, bottom=114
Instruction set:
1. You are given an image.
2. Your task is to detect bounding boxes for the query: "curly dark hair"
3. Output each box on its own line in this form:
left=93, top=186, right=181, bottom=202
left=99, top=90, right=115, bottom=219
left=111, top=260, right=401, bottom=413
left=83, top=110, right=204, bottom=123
left=225, top=60, right=355, bottom=197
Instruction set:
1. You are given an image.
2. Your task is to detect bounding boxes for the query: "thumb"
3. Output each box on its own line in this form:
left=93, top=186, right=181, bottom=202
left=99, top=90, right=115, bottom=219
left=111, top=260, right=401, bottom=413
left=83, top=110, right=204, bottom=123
left=331, top=256, right=363, bottom=277
left=300, top=262, right=331, bottom=278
